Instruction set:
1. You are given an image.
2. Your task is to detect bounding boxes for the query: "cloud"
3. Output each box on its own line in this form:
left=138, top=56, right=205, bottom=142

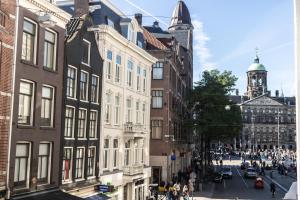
left=192, top=19, right=216, bottom=74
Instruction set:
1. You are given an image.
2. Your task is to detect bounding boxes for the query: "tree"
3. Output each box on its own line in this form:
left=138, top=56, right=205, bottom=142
left=188, top=69, right=242, bottom=176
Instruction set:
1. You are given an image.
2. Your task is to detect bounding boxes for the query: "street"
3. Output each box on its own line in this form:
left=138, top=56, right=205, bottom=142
left=193, top=157, right=295, bottom=200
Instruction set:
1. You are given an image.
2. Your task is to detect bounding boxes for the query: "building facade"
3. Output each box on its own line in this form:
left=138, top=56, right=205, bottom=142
left=61, top=1, right=103, bottom=194
left=0, top=0, right=16, bottom=199
left=230, top=55, right=296, bottom=151
left=144, top=0, right=193, bottom=184
left=7, top=0, right=70, bottom=198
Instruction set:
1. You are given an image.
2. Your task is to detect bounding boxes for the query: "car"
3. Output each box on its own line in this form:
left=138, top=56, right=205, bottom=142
left=254, top=177, right=264, bottom=189
left=244, top=167, right=258, bottom=178
left=221, top=167, right=233, bottom=179
left=213, top=172, right=223, bottom=183
left=264, top=159, right=273, bottom=170
left=241, top=162, right=250, bottom=170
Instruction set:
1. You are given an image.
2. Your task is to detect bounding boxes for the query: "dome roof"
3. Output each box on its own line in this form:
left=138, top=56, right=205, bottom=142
left=248, top=56, right=266, bottom=71
left=169, top=0, right=191, bottom=28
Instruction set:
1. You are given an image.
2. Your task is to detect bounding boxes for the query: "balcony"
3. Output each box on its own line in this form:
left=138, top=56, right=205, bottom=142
left=124, top=122, right=146, bottom=138
left=123, top=164, right=144, bottom=176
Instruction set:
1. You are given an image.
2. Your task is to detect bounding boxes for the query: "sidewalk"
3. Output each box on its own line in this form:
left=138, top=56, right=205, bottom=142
left=191, top=182, right=215, bottom=200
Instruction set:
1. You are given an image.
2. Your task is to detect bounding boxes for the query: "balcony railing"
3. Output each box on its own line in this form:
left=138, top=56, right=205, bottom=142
left=123, top=164, right=143, bottom=176
left=124, top=122, right=144, bottom=133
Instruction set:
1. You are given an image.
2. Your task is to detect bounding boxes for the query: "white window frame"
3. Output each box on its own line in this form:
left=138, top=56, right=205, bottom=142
left=91, top=74, right=99, bottom=104
left=40, top=84, right=55, bottom=128
left=87, top=146, right=96, bottom=177
left=62, top=147, right=73, bottom=184
left=105, top=92, right=112, bottom=124
left=18, top=79, right=35, bottom=126
left=75, top=147, right=85, bottom=181
left=81, top=39, right=91, bottom=66
left=114, top=95, right=120, bottom=125
left=64, top=106, right=75, bottom=139
left=79, top=70, right=89, bottom=102
left=67, top=65, right=77, bottom=99
left=127, top=60, right=133, bottom=87
left=142, top=69, right=147, bottom=93
left=14, top=141, right=31, bottom=189
left=136, top=101, right=140, bottom=124
left=126, top=98, right=132, bottom=123
left=43, top=28, right=57, bottom=71
left=136, top=66, right=141, bottom=91
left=37, top=141, right=52, bottom=184
left=113, top=139, right=118, bottom=169
left=115, top=55, right=121, bottom=83
left=77, top=108, right=87, bottom=139
left=103, top=138, right=110, bottom=170
left=89, top=110, right=98, bottom=139
left=22, top=18, right=37, bottom=64
left=106, top=50, right=113, bottom=80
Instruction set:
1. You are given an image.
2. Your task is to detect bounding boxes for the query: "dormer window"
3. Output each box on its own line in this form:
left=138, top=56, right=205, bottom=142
left=82, top=39, right=90, bottom=66
left=106, top=17, right=114, bottom=28
left=128, top=23, right=135, bottom=43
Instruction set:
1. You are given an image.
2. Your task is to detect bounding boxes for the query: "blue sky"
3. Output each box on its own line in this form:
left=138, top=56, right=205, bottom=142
left=109, top=0, right=295, bottom=97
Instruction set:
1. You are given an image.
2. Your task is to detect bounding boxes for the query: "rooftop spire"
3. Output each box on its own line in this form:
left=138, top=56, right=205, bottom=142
left=254, top=47, right=260, bottom=63
left=169, top=0, right=192, bottom=29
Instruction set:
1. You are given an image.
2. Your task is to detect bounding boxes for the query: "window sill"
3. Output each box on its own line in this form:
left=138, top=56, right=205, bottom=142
left=65, top=137, right=75, bottom=140
left=62, top=180, right=73, bottom=184
left=89, top=138, right=98, bottom=140
left=75, top=178, right=85, bottom=182
left=67, top=97, right=77, bottom=100
left=80, top=100, right=89, bottom=103
left=91, top=102, right=99, bottom=105
left=87, top=176, right=96, bottom=180
left=43, top=67, right=57, bottom=73
left=17, top=125, right=34, bottom=129
left=81, top=62, right=90, bottom=67
left=77, top=138, right=87, bottom=140
left=20, top=59, right=37, bottom=67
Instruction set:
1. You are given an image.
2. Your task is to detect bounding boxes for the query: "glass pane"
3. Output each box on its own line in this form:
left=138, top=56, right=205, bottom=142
left=24, top=20, right=35, bottom=34
left=42, top=87, right=52, bottom=98
left=19, top=158, right=27, bottom=181
left=116, top=55, right=121, bottom=64
left=20, top=82, right=32, bottom=95
left=39, top=143, right=49, bottom=155
left=45, top=30, right=55, bottom=42
left=16, top=144, right=28, bottom=156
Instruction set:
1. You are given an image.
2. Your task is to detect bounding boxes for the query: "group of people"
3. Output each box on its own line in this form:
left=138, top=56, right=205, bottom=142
left=157, top=180, right=192, bottom=200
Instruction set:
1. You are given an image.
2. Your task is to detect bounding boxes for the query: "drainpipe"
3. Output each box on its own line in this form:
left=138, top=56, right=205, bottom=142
left=6, top=0, right=20, bottom=199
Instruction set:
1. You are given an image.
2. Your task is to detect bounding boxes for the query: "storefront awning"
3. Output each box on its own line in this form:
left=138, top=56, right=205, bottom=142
left=11, top=190, right=83, bottom=200
left=85, top=193, right=111, bottom=200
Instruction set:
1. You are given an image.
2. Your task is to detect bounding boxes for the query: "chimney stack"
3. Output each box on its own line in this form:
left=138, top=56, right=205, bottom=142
left=135, top=13, right=143, bottom=25
left=153, top=21, right=159, bottom=28
left=275, top=90, right=279, bottom=97
left=74, top=0, right=89, bottom=17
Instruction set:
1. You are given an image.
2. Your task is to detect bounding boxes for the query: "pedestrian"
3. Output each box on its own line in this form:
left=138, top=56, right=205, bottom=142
left=270, top=182, right=276, bottom=198
left=182, top=184, right=189, bottom=200
left=173, top=181, right=180, bottom=200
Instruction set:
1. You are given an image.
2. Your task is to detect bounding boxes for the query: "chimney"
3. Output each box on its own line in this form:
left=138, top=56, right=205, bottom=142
left=74, top=0, right=89, bottom=17
left=235, top=89, right=239, bottom=96
left=153, top=21, right=159, bottom=28
left=135, top=13, right=143, bottom=25
left=275, top=90, right=279, bottom=97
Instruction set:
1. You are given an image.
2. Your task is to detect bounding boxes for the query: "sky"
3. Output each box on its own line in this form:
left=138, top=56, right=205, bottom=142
left=109, top=0, right=295, bottom=97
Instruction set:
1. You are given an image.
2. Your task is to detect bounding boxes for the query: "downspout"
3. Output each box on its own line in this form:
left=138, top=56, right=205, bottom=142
left=6, top=0, right=20, bottom=198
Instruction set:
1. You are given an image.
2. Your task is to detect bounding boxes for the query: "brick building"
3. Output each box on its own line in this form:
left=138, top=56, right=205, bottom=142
left=0, top=0, right=16, bottom=198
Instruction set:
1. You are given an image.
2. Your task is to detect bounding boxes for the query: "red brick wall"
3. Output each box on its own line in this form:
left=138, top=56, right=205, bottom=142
left=0, top=0, right=15, bottom=192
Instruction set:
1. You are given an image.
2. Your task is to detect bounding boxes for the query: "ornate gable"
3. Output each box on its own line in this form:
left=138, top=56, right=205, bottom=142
left=242, top=95, right=283, bottom=106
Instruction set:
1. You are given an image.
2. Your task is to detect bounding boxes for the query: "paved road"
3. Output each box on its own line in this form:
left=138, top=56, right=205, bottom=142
left=208, top=159, right=291, bottom=200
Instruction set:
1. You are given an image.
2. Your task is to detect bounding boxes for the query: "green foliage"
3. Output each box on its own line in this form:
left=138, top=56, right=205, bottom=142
left=190, top=69, right=242, bottom=141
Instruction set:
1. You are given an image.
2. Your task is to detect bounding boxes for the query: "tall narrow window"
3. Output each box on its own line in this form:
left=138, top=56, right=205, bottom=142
left=152, top=62, right=163, bottom=79
left=75, top=148, right=84, bottom=179
left=142, top=103, right=146, bottom=125
left=62, top=148, right=72, bottom=182
left=64, top=107, right=75, bottom=138
left=67, top=67, right=77, bottom=98
left=105, top=93, right=111, bottom=124
left=124, top=141, right=130, bottom=166
left=44, top=30, right=56, bottom=70
left=143, top=69, right=147, bottom=93
left=106, top=50, right=112, bottom=80
left=115, top=96, right=120, bottom=125
left=80, top=71, right=88, bottom=101
left=115, top=55, right=121, bottom=83
left=41, top=86, right=54, bottom=127
left=89, top=111, right=97, bottom=138
left=136, top=66, right=141, bottom=91
left=91, top=75, right=99, bottom=103
left=14, top=143, right=30, bottom=188
left=136, top=101, right=140, bottom=124
left=113, top=139, right=118, bottom=168
left=18, top=80, right=34, bottom=125
left=103, top=139, right=109, bottom=169
left=37, top=143, right=51, bottom=183
left=82, top=40, right=90, bottom=65
left=22, top=19, right=36, bottom=63
left=78, top=109, right=87, bottom=138
left=152, top=90, right=163, bottom=108
left=151, top=120, right=163, bottom=139
left=127, top=61, right=133, bottom=87
left=134, top=141, right=138, bottom=164
left=126, top=99, right=132, bottom=122
left=87, top=147, right=96, bottom=177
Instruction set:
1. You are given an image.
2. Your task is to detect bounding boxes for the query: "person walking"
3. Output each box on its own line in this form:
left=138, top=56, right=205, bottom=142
left=270, top=182, right=276, bottom=198
left=182, top=184, right=189, bottom=200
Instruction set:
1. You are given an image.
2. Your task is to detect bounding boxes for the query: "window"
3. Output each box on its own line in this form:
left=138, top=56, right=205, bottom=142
left=142, top=104, right=146, bottom=125
left=115, top=55, right=121, bottom=83
left=22, top=19, right=36, bottom=63
left=41, top=85, right=54, bottom=127
left=64, top=107, right=75, bottom=138
left=103, top=139, right=109, bottom=169
left=37, top=143, right=51, bottom=183
left=62, top=148, right=72, bottom=182
left=143, top=69, right=147, bottom=93
left=127, top=61, right=133, bottom=87
left=106, top=17, right=114, bottom=28
left=124, top=141, right=130, bottom=166
left=115, top=96, right=120, bottom=125
left=14, top=143, right=30, bottom=187
left=152, top=62, right=163, bottom=79
left=0, top=11, right=6, bottom=27
left=126, top=99, right=132, bottom=122
left=136, top=66, right=141, bottom=91
left=152, top=90, right=163, bottom=108
left=151, top=120, right=163, bottom=139
left=80, top=71, right=88, bottom=101
left=105, top=93, right=111, bottom=124
left=106, top=51, right=112, bottom=80
left=136, top=101, right=140, bottom=124
left=134, top=141, right=138, bottom=164
left=87, top=147, right=96, bottom=177
left=89, top=111, right=97, bottom=138
left=128, top=23, right=135, bottom=42
left=78, top=109, right=87, bottom=138
left=82, top=40, right=90, bottom=65
left=67, top=67, right=77, bottom=98
left=75, top=148, right=84, bottom=179
left=18, top=80, right=34, bottom=125
left=44, top=30, right=56, bottom=70
left=113, top=139, right=118, bottom=168
left=91, top=75, right=99, bottom=103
